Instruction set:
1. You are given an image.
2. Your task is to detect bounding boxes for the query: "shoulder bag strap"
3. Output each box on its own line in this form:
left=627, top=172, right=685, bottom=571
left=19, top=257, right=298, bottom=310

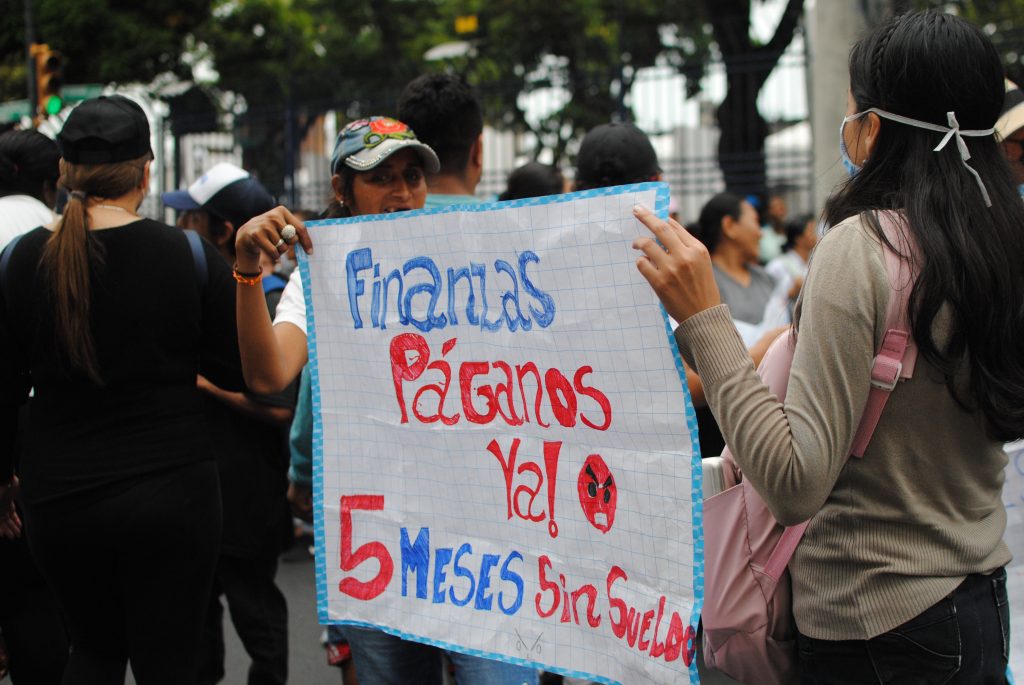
left=772, top=212, right=921, bottom=573
left=850, top=210, right=920, bottom=457
left=183, top=229, right=208, bottom=293
left=0, top=233, right=26, bottom=295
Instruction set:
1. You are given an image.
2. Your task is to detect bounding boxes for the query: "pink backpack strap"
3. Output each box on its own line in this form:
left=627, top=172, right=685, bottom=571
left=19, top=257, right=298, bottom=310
left=764, top=520, right=810, bottom=582
left=850, top=211, right=920, bottom=458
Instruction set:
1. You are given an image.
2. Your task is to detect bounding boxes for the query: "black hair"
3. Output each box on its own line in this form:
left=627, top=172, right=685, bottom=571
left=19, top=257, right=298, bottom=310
left=0, top=129, right=60, bottom=202
left=498, top=162, right=564, bottom=201
left=573, top=122, right=661, bottom=192
left=783, top=213, right=814, bottom=251
left=201, top=211, right=234, bottom=255
left=323, top=168, right=356, bottom=219
left=823, top=10, right=1024, bottom=441
left=696, top=192, right=744, bottom=254
left=397, top=74, right=483, bottom=177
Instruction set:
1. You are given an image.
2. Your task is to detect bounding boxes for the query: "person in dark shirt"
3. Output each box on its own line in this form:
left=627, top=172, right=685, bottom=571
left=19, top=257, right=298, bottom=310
left=0, top=126, right=68, bottom=685
left=0, top=95, right=243, bottom=685
left=163, top=162, right=295, bottom=685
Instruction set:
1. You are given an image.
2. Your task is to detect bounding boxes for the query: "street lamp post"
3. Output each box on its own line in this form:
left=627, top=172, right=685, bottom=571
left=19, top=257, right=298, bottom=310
left=24, top=0, right=37, bottom=122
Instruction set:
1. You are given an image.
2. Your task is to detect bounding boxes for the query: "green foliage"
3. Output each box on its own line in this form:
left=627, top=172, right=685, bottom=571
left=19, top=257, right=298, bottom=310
left=0, top=0, right=213, bottom=101
left=188, top=0, right=452, bottom=195
left=194, top=0, right=446, bottom=110
left=0, top=0, right=809, bottom=193
left=0, top=53, right=27, bottom=102
left=445, top=0, right=710, bottom=160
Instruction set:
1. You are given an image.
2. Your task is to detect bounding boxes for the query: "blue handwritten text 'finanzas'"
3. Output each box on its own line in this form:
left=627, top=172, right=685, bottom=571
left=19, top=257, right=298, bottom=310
left=346, top=248, right=556, bottom=333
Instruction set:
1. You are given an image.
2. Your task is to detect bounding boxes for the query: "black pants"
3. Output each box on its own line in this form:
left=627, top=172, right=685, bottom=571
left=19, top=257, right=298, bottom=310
left=0, top=534, right=69, bottom=684
left=197, top=554, right=288, bottom=685
left=22, top=461, right=222, bottom=685
left=798, top=568, right=1010, bottom=685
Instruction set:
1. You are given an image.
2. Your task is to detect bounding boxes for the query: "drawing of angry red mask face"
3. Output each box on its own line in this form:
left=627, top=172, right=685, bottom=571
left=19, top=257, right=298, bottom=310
left=578, top=454, right=617, bottom=533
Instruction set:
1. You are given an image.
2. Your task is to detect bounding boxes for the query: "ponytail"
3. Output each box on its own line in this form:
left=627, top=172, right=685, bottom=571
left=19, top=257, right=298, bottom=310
left=43, top=189, right=103, bottom=384
left=42, top=154, right=149, bottom=384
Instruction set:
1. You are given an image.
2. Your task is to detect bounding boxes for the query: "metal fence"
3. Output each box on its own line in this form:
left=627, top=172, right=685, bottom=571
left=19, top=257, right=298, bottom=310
left=157, top=47, right=812, bottom=226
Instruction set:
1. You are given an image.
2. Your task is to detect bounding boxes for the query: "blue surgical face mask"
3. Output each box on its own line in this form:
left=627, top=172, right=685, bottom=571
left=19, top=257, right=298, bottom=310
left=839, top=112, right=867, bottom=177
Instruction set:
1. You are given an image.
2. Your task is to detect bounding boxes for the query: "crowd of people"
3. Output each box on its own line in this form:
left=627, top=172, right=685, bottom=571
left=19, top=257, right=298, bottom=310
left=1, top=8, right=1023, bottom=685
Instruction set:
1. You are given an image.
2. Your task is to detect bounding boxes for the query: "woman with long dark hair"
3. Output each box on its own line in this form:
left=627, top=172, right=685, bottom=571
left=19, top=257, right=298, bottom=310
left=0, top=96, right=243, bottom=684
left=635, top=11, right=1023, bottom=683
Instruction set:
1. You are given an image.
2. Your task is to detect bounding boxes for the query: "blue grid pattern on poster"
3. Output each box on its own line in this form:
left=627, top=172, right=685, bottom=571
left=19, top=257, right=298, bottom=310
left=299, top=182, right=704, bottom=685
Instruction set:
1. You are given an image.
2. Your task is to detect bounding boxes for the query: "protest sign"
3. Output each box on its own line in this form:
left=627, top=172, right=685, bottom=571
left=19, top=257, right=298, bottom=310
left=1003, top=440, right=1024, bottom=681
left=300, top=183, right=704, bottom=684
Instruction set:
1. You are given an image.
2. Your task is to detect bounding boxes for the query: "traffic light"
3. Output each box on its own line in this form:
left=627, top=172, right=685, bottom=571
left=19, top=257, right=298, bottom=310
left=30, top=43, right=63, bottom=117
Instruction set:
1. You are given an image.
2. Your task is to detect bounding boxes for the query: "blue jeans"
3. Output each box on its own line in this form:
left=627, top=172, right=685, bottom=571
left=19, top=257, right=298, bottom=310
left=798, top=568, right=1010, bottom=684
left=342, top=625, right=538, bottom=685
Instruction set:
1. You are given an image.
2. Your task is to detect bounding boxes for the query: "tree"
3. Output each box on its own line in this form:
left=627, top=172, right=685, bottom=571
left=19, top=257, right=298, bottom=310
left=0, top=0, right=213, bottom=102
left=436, top=0, right=803, bottom=198
left=703, top=0, right=804, bottom=196
left=191, top=0, right=449, bottom=197
left=450, top=0, right=709, bottom=162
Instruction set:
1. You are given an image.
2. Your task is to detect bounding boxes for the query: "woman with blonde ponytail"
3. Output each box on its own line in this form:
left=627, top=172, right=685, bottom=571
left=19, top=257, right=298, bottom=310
left=0, top=96, right=244, bottom=684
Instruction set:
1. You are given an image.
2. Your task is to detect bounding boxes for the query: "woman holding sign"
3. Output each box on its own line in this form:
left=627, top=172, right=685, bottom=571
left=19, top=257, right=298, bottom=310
left=636, top=11, right=1023, bottom=684
left=234, top=117, right=539, bottom=685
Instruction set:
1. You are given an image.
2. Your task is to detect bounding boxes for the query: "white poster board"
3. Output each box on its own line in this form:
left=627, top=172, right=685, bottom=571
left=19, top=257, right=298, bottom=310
left=301, top=183, right=704, bottom=684
left=1003, top=440, right=1024, bottom=682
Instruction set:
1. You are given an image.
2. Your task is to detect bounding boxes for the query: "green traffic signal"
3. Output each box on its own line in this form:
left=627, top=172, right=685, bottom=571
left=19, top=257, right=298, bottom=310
left=44, top=95, right=63, bottom=115
left=30, top=43, right=63, bottom=120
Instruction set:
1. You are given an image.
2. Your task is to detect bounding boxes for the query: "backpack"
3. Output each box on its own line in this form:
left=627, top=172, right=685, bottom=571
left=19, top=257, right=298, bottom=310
left=700, top=211, right=920, bottom=685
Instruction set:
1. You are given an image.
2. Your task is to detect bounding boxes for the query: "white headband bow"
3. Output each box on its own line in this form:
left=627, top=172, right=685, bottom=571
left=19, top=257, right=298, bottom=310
left=863, top=108, right=996, bottom=207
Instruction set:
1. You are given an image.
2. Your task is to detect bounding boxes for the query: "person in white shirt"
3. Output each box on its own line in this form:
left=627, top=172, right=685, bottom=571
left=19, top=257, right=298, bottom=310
left=233, top=117, right=541, bottom=685
left=765, top=213, right=817, bottom=309
left=0, top=130, right=59, bottom=249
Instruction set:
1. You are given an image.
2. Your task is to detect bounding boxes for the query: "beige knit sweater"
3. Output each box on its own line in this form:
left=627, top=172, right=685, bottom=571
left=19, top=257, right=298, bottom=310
left=676, top=214, right=1010, bottom=640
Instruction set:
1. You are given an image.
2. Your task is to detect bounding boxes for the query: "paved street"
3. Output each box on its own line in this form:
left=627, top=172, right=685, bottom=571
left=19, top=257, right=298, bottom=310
left=219, top=543, right=341, bottom=685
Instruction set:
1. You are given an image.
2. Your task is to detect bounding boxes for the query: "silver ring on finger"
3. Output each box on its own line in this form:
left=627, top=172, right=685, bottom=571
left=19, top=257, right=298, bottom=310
left=274, top=238, right=286, bottom=249
left=281, top=224, right=297, bottom=242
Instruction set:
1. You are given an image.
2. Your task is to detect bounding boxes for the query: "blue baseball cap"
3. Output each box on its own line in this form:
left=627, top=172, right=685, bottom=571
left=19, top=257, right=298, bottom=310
left=331, top=117, right=439, bottom=175
left=162, top=162, right=275, bottom=227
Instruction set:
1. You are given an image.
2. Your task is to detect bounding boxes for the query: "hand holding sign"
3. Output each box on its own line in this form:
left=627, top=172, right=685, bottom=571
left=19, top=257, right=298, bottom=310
left=632, top=204, right=721, bottom=323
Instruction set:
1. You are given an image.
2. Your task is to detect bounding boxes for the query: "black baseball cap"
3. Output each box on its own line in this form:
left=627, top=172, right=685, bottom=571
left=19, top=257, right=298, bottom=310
left=575, top=122, right=661, bottom=189
left=57, top=95, right=151, bottom=164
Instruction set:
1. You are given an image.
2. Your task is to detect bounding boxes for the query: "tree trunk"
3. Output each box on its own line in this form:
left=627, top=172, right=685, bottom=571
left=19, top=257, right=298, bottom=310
left=709, top=0, right=805, bottom=198
left=716, top=60, right=770, bottom=196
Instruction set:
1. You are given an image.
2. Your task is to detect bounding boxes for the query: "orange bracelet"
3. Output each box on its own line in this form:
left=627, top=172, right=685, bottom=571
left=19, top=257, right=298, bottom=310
left=232, top=264, right=263, bottom=286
